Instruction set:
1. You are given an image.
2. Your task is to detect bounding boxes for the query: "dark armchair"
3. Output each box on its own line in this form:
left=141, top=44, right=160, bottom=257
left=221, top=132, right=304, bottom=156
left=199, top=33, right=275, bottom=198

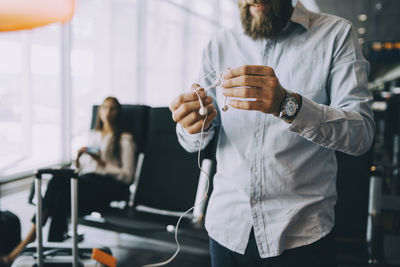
left=80, top=105, right=217, bottom=250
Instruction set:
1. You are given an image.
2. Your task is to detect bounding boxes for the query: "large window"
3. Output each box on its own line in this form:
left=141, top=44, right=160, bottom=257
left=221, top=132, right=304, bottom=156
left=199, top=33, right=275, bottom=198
left=0, top=26, right=63, bottom=179
left=70, top=0, right=140, bottom=153
left=0, top=0, right=238, bottom=179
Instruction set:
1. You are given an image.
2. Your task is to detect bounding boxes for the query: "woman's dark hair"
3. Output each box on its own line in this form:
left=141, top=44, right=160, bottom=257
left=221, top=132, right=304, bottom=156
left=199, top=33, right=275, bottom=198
left=94, top=96, right=123, bottom=162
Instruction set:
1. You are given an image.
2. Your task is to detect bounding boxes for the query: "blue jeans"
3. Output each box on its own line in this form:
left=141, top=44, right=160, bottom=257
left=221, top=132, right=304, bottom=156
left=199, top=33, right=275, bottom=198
left=209, top=229, right=337, bottom=267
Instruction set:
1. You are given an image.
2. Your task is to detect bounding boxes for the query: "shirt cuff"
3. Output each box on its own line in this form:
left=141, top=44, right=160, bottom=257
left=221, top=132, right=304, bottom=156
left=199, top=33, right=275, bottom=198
left=176, top=123, right=215, bottom=151
left=288, top=96, right=324, bottom=137
left=177, top=123, right=202, bottom=142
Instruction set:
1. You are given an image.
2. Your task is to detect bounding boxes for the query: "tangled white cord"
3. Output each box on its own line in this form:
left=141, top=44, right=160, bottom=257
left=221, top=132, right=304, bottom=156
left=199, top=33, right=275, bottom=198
left=142, top=71, right=222, bottom=267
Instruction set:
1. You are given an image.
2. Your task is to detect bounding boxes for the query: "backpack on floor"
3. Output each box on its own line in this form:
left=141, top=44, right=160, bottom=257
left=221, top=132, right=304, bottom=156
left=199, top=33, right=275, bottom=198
left=0, top=210, right=21, bottom=255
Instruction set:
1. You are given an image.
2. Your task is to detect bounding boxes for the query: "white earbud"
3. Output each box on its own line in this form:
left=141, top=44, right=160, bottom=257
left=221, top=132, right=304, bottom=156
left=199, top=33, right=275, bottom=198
left=194, top=89, right=207, bottom=116
left=222, top=96, right=228, bottom=112
left=221, top=68, right=230, bottom=112
left=199, top=105, right=208, bottom=116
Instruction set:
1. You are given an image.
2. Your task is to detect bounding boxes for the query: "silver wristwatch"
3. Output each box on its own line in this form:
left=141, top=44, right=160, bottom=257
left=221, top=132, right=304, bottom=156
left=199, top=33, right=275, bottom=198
left=278, top=90, right=299, bottom=121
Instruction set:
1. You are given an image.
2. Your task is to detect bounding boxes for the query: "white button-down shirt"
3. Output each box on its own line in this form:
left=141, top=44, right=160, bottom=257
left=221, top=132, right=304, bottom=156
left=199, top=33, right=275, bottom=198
left=177, top=1, right=374, bottom=258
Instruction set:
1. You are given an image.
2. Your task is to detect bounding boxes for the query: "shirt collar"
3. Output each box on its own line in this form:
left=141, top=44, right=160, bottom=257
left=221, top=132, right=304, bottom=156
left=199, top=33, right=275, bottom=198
left=290, top=1, right=312, bottom=30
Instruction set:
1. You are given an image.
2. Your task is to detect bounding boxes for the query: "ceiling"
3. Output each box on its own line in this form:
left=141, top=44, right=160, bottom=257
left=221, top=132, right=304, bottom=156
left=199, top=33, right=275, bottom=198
left=314, top=0, right=400, bottom=82
left=315, top=0, right=400, bottom=43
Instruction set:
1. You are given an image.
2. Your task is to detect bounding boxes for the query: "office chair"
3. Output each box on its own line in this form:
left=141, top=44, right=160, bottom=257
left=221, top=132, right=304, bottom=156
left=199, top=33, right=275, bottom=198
left=334, top=149, right=396, bottom=266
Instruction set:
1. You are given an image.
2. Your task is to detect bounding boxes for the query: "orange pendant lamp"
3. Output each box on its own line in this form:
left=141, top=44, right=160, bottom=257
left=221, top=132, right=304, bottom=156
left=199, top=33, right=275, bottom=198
left=0, top=0, right=75, bottom=32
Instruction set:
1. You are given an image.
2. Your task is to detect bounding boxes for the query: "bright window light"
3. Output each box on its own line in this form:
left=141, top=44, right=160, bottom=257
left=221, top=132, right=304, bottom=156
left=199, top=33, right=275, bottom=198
left=0, top=0, right=238, bottom=179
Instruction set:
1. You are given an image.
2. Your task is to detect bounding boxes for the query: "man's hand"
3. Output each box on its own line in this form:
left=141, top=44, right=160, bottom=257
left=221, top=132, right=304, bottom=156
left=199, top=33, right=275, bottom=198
left=221, top=65, right=286, bottom=114
left=169, top=84, right=218, bottom=134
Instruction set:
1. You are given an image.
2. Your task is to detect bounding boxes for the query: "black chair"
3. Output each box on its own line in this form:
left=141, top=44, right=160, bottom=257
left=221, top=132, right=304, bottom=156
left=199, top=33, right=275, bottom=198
left=133, top=107, right=209, bottom=212
left=334, top=149, right=393, bottom=266
left=28, top=105, right=151, bottom=206
left=80, top=106, right=216, bottom=250
left=90, top=104, right=150, bottom=163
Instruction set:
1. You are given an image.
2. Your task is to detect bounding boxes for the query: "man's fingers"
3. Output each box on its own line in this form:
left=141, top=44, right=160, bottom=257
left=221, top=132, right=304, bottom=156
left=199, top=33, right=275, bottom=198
left=222, top=75, right=272, bottom=89
left=222, top=65, right=275, bottom=79
left=169, top=88, right=206, bottom=112
left=172, top=100, right=201, bottom=122
left=222, top=87, right=266, bottom=98
left=179, top=110, right=201, bottom=128
left=179, top=104, right=215, bottom=128
left=187, top=108, right=218, bottom=134
left=172, top=97, right=213, bottom=122
left=229, top=100, right=267, bottom=111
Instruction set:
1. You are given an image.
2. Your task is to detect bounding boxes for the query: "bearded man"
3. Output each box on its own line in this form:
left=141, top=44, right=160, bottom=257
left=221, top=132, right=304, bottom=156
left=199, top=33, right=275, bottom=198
left=169, top=0, right=374, bottom=266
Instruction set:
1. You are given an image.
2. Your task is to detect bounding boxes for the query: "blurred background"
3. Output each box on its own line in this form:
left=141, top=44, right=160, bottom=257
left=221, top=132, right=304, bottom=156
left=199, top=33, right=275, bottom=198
left=0, top=0, right=241, bottom=179
left=1, top=0, right=400, bottom=266
left=3, top=0, right=398, bottom=181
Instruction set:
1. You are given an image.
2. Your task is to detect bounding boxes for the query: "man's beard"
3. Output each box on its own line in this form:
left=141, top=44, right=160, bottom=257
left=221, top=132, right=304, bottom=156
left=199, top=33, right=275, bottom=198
left=239, top=0, right=293, bottom=40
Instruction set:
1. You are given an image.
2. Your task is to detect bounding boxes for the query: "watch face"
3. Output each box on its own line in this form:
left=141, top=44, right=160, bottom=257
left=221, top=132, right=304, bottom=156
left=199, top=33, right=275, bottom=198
left=285, top=100, right=297, bottom=117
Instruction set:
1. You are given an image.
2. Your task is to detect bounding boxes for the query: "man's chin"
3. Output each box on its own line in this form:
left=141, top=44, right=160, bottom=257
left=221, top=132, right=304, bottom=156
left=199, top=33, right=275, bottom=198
left=250, top=13, right=262, bottom=23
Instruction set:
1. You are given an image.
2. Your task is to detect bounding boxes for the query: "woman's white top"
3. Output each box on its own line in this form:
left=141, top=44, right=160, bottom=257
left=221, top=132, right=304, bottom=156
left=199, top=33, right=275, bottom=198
left=78, top=130, right=136, bottom=185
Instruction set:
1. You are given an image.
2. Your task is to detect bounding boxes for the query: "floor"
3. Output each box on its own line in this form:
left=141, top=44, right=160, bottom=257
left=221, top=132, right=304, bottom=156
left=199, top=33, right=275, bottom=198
left=1, top=178, right=400, bottom=267
left=0, top=178, right=210, bottom=267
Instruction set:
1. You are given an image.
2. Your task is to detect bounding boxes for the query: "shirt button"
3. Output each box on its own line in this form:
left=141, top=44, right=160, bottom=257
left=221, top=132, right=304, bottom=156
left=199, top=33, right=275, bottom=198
left=252, top=167, right=257, bottom=173
left=251, top=199, right=257, bottom=205
left=255, top=132, right=260, bottom=138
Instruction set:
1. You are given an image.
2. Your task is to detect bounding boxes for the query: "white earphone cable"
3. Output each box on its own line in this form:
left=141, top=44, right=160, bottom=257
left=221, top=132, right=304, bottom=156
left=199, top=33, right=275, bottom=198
left=141, top=75, right=219, bottom=267
left=142, top=114, right=209, bottom=267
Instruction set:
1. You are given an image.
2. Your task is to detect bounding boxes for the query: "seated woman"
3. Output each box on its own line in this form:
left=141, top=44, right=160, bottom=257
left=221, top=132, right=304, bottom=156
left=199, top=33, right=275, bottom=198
left=1, top=96, right=135, bottom=265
